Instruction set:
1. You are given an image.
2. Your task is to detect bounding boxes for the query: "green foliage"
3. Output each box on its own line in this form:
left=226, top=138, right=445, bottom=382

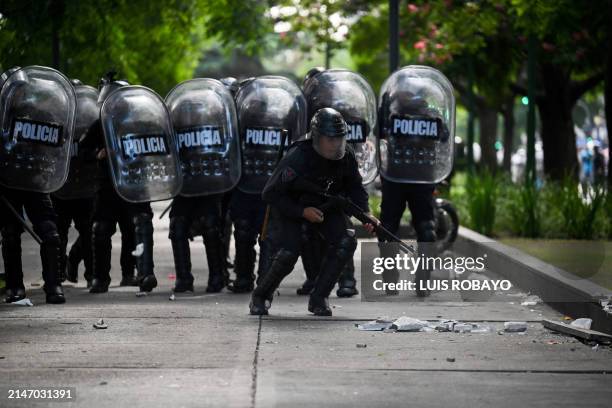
left=505, top=182, right=541, bottom=238
left=556, top=178, right=606, bottom=240
left=0, top=0, right=272, bottom=94
left=464, top=170, right=499, bottom=236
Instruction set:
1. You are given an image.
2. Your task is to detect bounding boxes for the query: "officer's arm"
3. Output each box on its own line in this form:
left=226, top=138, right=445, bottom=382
left=262, top=151, right=305, bottom=219
left=345, top=151, right=370, bottom=213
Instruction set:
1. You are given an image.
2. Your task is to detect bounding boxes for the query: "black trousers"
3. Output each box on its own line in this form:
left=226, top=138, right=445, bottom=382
left=52, top=196, right=94, bottom=279
left=379, top=179, right=435, bottom=240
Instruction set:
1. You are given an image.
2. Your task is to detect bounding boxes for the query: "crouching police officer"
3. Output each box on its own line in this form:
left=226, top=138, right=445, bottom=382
left=249, top=108, right=377, bottom=316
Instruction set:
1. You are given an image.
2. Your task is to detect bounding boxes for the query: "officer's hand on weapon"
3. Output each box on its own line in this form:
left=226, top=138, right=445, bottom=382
left=96, top=148, right=107, bottom=160
left=303, top=207, right=324, bottom=223
left=363, top=213, right=380, bottom=236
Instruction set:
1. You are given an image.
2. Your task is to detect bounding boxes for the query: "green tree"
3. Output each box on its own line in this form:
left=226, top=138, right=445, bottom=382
left=0, top=0, right=272, bottom=94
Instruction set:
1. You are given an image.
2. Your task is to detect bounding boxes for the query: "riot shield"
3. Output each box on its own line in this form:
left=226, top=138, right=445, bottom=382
left=235, top=76, right=307, bottom=194
left=165, top=78, right=240, bottom=196
left=303, top=69, right=378, bottom=184
left=0, top=66, right=77, bottom=192
left=100, top=85, right=182, bottom=202
left=377, top=65, right=455, bottom=184
left=54, top=85, right=100, bottom=199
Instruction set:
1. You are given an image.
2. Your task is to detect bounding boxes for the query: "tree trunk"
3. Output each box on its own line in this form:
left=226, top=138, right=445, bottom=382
left=502, top=98, right=515, bottom=172
left=606, top=31, right=612, bottom=187
left=537, top=63, right=578, bottom=180
left=476, top=102, right=498, bottom=172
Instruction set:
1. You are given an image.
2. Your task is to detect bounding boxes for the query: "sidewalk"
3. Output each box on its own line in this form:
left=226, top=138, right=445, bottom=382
left=1, top=209, right=611, bottom=407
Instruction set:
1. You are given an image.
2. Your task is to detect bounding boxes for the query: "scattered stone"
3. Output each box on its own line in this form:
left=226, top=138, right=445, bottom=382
left=391, top=316, right=428, bottom=332
left=446, top=357, right=455, bottom=362
left=504, top=321, right=528, bottom=332
left=356, top=319, right=393, bottom=331
left=570, top=318, right=592, bottom=330
left=542, top=319, right=612, bottom=343
left=521, top=295, right=542, bottom=306
left=169, top=294, right=176, bottom=301
left=136, top=291, right=148, bottom=297
left=356, top=344, right=367, bottom=348
left=93, top=319, right=108, bottom=329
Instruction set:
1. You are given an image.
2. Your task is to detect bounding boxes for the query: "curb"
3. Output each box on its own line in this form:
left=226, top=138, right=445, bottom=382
left=453, top=226, right=612, bottom=334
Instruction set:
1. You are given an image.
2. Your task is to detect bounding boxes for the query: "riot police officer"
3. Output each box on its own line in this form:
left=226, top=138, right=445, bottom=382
left=249, top=108, right=377, bottom=316
left=0, top=66, right=78, bottom=303
left=165, top=78, right=240, bottom=292
left=228, top=76, right=307, bottom=293
left=299, top=68, right=379, bottom=298
left=85, top=73, right=182, bottom=293
left=377, top=66, right=455, bottom=296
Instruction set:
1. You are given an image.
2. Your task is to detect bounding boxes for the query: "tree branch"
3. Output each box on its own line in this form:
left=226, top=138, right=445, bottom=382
left=570, top=71, right=605, bottom=103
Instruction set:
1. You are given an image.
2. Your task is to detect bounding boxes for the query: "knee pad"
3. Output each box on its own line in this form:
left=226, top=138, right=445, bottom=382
left=37, top=220, right=61, bottom=246
left=169, top=216, right=190, bottom=240
left=92, top=221, right=116, bottom=243
left=234, top=219, right=256, bottom=243
left=273, top=248, right=299, bottom=268
left=200, top=215, right=221, bottom=240
left=332, top=233, right=357, bottom=263
left=415, top=220, right=436, bottom=243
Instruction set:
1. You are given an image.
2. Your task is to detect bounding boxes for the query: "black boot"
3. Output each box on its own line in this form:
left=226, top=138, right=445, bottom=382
left=309, top=234, right=357, bottom=316
left=90, top=221, right=114, bottom=293
left=228, top=219, right=256, bottom=293
left=250, top=249, right=298, bottom=315
left=134, top=213, right=157, bottom=292
left=2, top=227, right=26, bottom=303
left=119, top=272, right=139, bottom=287
left=202, top=216, right=228, bottom=293
left=40, top=238, right=65, bottom=304
left=336, top=259, right=358, bottom=298
left=169, top=216, right=194, bottom=293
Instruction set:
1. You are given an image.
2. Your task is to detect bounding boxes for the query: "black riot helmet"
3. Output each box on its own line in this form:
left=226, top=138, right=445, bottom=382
left=302, top=66, right=325, bottom=87
left=310, top=107, right=347, bottom=160
left=97, top=71, right=129, bottom=105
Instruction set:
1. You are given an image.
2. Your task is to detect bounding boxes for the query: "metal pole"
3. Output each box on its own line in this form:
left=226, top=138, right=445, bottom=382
left=467, top=58, right=475, bottom=173
left=389, top=0, right=399, bottom=73
left=526, top=34, right=537, bottom=184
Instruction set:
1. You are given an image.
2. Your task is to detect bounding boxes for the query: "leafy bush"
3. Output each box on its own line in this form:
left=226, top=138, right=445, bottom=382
left=464, top=170, right=499, bottom=236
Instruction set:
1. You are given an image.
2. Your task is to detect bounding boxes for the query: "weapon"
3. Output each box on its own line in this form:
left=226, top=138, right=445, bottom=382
left=159, top=202, right=172, bottom=219
left=0, top=196, right=43, bottom=245
left=295, top=178, right=416, bottom=255
left=260, top=130, right=289, bottom=241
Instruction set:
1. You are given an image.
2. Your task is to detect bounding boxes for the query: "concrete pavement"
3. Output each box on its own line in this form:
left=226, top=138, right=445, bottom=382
left=1, top=205, right=611, bottom=407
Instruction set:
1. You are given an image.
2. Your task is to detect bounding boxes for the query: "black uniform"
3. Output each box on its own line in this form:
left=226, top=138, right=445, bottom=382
left=169, top=194, right=228, bottom=293
left=83, top=120, right=155, bottom=293
left=250, top=139, right=368, bottom=315
left=1, top=187, right=65, bottom=303
left=52, top=196, right=94, bottom=284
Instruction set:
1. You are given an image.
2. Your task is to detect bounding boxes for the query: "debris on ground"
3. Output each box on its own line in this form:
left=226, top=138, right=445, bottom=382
left=391, top=316, right=429, bottom=332
left=357, top=317, right=492, bottom=334
left=570, top=318, right=592, bottom=330
left=356, top=343, right=367, bottom=348
left=355, top=319, right=393, bottom=331
left=136, top=291, right=148, bottom=297
left=93, top=319, right=108, bottom=329
left=504, top=322, right=528, bottom=332
left=169, top=294, right=176, bottom=301
left=521, top=295, right=542, bottom=306
left=9, top=298, right=34, bottom=306
left=542, top=319, right=612, bottom=344
left=446, top=357, right=455, bottom=362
